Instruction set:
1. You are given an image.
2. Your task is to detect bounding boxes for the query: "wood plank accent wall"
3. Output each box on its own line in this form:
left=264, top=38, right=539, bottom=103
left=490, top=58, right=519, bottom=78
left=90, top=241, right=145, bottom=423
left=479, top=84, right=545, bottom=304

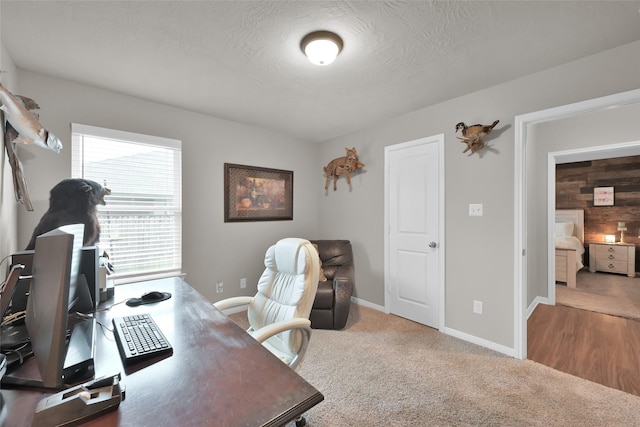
left=556, top=155, right=640, bottom=269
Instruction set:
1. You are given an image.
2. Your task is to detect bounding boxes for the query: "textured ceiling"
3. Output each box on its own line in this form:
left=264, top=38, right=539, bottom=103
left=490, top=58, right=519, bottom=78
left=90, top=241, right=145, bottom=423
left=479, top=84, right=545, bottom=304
left=1, top=1, right=640, bottom=142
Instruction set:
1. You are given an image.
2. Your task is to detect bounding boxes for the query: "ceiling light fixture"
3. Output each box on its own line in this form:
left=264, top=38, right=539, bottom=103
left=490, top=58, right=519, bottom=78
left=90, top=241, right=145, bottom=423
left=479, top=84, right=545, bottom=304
left=300, top=31, right=343, bottom=66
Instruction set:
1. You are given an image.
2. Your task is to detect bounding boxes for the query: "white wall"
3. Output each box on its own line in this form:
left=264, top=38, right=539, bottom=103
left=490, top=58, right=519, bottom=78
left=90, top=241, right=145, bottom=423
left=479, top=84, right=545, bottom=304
left=317, top=40, right=640, bottom=349
left=13, top=71, right=321, bottom=303
left=0, top=39, right=19, bottom=277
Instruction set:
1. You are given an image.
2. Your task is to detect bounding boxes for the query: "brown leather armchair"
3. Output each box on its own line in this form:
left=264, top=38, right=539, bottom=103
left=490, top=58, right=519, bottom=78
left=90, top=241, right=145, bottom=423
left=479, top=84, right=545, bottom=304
left=309, top=240, right=354, bottom=330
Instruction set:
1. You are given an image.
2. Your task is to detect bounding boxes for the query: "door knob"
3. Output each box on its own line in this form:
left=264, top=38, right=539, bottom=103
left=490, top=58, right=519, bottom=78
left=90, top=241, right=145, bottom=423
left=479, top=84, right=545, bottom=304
left=428, top=241, right=437, bottom=248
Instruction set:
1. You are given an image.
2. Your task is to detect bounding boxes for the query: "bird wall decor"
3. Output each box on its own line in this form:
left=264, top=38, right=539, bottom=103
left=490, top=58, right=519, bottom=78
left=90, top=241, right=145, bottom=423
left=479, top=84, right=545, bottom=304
left=1, top=82, right=64, bottom=210
left=455, top=119, right=500, bottom=154
left=0, top=83, right=63, bottom=152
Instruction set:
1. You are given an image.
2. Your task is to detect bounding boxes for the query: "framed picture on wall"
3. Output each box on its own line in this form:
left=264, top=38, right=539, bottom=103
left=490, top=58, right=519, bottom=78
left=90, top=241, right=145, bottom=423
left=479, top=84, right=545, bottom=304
left=593, top=186, right=614, bottom=206
left=224, top=163, right=293, bottom=222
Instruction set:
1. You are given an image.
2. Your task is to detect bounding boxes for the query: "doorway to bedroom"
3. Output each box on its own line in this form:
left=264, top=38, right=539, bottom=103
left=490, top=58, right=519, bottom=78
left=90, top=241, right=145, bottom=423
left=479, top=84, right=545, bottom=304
left=514, top=90, right=640, bottom=362
left=515, top=89, right=640, bottom=395
left=554, top=155, right=640, bottom=321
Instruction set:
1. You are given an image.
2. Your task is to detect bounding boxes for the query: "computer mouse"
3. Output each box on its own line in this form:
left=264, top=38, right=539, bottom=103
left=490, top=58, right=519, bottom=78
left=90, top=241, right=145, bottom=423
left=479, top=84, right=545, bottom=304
left=141, top=291, right=168, bottom=302
left=126, top=291, right=171, bottom=307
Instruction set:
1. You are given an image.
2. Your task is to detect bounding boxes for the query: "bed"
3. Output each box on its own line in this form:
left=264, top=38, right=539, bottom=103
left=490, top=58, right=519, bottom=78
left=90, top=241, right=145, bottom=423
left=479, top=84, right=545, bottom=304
left=554, top=209, right=585, bottom=288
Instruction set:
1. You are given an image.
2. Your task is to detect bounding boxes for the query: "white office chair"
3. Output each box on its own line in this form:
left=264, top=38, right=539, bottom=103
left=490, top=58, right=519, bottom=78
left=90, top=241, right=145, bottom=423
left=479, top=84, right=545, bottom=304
left=214, top=237, right=320, bottom=370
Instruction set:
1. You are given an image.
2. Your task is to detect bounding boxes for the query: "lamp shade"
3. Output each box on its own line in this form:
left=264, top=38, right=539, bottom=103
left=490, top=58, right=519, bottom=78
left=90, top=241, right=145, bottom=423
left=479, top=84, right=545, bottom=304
left=301, top=31, right=343, bottom=66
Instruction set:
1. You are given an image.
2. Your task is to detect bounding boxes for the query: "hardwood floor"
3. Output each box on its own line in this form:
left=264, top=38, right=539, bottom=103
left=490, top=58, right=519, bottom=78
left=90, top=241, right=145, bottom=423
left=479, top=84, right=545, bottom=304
left=528, top=303, right=640, bottom=396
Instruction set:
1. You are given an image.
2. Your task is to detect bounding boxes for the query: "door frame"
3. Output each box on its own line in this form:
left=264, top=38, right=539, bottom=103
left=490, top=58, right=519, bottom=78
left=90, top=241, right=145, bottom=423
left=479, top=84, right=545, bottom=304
left=383, top=134, right=445, bottom=331
left=514, top=88, right=640, bottom=359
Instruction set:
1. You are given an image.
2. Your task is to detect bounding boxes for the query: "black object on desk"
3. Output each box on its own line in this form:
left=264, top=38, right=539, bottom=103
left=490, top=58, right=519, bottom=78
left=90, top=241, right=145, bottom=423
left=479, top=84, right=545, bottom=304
left=125, top=291, right=171, bottom=307
left=112, top=313, right=172, bottom=366
left=31, top=374, right=124, bottom=427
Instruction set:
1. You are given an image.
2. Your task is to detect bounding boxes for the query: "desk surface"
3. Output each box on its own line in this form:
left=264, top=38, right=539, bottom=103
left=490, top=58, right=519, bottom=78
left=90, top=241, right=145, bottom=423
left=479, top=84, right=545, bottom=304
left=2, top=277, right=323, bottom=426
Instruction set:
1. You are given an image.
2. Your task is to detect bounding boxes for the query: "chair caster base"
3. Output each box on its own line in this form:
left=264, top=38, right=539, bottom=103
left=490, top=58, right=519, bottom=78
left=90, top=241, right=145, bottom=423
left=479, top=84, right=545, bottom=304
left=295, top=416, right=306, bottom=427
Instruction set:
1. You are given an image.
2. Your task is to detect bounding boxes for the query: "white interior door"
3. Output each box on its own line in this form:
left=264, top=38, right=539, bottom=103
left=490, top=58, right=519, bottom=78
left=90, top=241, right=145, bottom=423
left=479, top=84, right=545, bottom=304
left=385, top=135, right=443, bottom=329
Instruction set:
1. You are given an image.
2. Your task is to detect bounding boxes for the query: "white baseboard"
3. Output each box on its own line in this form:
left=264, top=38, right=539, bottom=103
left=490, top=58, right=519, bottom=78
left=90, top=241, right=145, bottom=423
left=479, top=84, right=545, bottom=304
left=351, top=297, right=385, bottom=312
left=351, top=297, right=515, bottom=357
left=443, top=327, right=516, bottom=357
left=527, top=296, right=548, bottom=319
left=224, top=294, right=527, bottom=359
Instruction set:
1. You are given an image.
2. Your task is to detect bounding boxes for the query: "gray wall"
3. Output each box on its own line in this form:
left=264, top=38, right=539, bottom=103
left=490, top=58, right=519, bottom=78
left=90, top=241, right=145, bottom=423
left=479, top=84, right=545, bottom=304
left=3, top=39, right=639, bottom=353
left=316, top=41, right=640, bottom=348
left=11, top=71, right=321, bottom=304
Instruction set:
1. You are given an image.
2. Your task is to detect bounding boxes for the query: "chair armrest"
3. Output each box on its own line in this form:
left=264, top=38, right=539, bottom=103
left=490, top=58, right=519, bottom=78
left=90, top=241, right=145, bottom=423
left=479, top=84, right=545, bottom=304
left=253, top=318, right=312, bottom=370
left=251, top=318, right=311, bottom=343
left=332, top=264, right=354, bottom=329
left=333, top=264, right=354, bottom=298
left=213, top=296, right=253, bottom=311
left=334, top=263, right=354, bottom=285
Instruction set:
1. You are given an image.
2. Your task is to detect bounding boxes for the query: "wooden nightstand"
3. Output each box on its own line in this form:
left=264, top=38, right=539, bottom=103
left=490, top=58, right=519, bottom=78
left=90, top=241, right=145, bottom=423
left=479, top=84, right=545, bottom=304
left=589, top=243, right=636, bottom=277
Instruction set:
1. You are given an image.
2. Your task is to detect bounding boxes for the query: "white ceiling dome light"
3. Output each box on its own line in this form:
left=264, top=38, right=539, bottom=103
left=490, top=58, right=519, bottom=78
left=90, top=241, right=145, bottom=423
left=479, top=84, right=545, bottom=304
left=300, top=31, right=343, bottom=66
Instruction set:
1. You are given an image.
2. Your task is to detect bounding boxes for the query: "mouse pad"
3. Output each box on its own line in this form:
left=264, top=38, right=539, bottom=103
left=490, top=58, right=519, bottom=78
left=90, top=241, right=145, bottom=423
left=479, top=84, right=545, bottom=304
left=125, top=292, right=172, bottom=307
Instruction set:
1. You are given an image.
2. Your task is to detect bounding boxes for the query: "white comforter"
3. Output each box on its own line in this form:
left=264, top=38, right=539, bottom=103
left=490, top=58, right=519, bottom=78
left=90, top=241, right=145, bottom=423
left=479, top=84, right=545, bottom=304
left=555, top=236, right=585, bottom=270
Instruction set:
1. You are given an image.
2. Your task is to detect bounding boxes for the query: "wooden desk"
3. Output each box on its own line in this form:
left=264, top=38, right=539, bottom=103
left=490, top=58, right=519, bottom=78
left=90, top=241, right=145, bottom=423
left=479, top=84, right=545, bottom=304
left=2, top=277, right=323, bottom=426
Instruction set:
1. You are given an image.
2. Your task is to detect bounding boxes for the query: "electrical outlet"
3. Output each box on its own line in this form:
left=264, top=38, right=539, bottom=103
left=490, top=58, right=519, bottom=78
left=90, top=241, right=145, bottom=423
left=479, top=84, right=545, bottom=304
left=240, top=278, right=246, bottom=289
left=473, top=300, right=483, bottom=314
left=216, top=281, right=223, bottom=293
left=469, top=203, right=483, bottom=216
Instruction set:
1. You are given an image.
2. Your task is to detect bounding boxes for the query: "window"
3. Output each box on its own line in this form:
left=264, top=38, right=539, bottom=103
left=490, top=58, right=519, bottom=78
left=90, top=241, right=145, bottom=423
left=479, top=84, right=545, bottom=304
left=72, top=124, right=182, bottom=283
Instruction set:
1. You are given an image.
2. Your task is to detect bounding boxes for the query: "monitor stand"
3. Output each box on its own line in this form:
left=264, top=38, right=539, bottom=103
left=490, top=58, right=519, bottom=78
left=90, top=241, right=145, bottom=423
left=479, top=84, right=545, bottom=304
left=63, top=317, right=96, bottom=383
left=31, top=374, right=124, bottom=427
left=1, top=318, right=96, bottom=390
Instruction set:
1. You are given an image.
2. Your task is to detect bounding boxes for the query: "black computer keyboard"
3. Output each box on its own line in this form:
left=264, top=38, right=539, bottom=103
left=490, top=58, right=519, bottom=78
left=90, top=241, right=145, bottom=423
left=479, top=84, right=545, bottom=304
left=112, top=313, right=172, bottom=366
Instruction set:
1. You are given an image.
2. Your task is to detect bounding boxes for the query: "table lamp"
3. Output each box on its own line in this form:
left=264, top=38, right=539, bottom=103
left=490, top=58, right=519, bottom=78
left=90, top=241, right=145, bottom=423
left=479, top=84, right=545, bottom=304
left=618, top=222, right=627, bottom=243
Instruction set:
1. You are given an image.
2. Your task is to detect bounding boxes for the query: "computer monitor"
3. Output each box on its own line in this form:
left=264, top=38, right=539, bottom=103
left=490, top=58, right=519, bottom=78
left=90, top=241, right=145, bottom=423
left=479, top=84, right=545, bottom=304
left=24, top=224, right=95, bottom=389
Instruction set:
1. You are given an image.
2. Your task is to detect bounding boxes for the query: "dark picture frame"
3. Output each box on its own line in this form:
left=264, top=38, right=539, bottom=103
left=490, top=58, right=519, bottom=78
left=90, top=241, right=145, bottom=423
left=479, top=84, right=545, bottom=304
left=224, top=163, right=293, bottom=222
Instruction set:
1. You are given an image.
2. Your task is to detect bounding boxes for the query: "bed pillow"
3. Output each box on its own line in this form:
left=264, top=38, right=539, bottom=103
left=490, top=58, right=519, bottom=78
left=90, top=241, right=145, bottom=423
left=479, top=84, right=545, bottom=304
left=555, top=222, right=574, bottom=237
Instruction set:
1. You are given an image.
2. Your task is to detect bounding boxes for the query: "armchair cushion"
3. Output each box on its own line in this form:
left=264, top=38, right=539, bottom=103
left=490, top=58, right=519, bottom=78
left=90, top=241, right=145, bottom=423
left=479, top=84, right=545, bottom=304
left=311, top=243, right=328, bottom=282
left=309, top=240, right=354, bottom=330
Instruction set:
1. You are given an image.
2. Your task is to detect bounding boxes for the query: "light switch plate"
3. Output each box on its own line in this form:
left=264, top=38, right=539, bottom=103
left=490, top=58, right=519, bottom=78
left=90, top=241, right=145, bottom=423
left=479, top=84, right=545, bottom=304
left=473, top=300, right=483, bottom=314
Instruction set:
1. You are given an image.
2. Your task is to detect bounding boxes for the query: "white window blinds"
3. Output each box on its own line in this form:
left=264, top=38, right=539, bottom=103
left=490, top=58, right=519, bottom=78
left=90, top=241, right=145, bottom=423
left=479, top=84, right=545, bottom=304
left=71, top=124, right=182, bottom=283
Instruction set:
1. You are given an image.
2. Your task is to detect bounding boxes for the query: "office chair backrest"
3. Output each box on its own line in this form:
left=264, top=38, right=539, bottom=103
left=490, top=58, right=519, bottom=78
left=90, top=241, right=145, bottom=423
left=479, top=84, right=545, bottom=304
left=248, top=238, right=319, bottom=358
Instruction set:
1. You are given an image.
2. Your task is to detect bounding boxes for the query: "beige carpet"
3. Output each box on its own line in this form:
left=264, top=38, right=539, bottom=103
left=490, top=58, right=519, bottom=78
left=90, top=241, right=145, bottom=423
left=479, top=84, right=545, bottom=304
left=556, top=270, right=640, bottom=320
left=231, top=304, right=640, bottom=426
